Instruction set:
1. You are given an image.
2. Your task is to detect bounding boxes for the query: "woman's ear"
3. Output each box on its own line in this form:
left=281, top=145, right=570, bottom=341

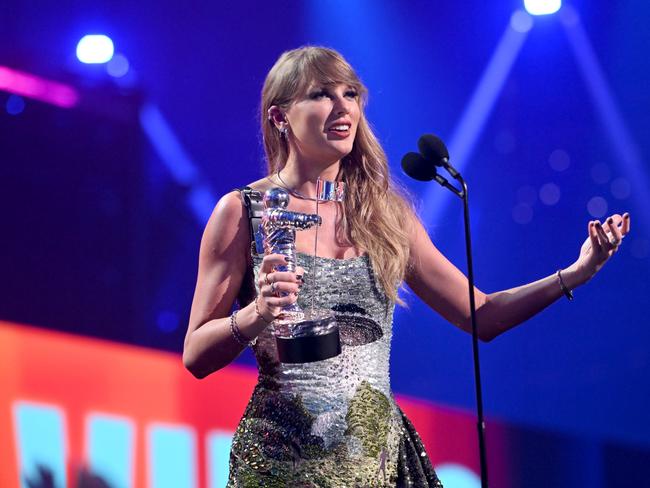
left=267, top=106, right=287, bottom=128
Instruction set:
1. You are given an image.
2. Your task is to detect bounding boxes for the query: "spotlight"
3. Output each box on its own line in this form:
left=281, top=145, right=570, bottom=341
left=523, top=0, right=562, bottom=16
left=76, top=35, right=114, bottom=64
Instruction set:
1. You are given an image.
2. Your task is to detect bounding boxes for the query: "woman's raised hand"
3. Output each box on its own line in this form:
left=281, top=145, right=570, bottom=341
left=256, top=254, right=304, bottom=322
left=573, top=213, right=630, bottom=283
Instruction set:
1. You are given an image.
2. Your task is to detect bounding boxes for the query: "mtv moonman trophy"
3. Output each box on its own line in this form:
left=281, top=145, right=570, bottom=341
left=261, top=184, right=343, bottom=363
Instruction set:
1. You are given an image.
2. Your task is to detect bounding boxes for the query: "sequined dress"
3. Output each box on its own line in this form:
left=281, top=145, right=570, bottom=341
left=228, top=252, right=443, bottom=487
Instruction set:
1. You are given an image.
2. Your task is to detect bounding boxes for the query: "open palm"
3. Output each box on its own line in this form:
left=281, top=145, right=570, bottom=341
left=575, top=213, right=630, bottom=280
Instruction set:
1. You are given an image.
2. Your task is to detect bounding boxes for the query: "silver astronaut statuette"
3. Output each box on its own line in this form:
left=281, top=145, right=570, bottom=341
left=261, top=186, right=341, bottom=363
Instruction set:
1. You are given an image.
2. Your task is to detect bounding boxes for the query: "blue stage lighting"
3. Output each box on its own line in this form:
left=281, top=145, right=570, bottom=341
left=106, top=53, right=129, bottom=78
left=435, top=464, right=481, bottom=488
left=6, top=94, right=26, bottom=115
left=510, top=10, right=533, bottom=33
left=524, top=0, right=561, bottom=15
left=156, top=310, right=180, bottom=333
left=76, top=35, right=114, bottom=64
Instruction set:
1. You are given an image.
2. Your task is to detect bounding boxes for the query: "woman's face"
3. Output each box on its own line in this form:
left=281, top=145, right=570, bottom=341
left=285, top=82, right=361, bottom=165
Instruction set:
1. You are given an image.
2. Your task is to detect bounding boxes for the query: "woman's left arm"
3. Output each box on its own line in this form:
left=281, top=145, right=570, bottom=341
left=405, top=212, right=630, bottom=342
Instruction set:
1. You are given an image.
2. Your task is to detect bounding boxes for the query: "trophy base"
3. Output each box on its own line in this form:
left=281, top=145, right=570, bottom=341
left=274, top=310, right=340, bottom=364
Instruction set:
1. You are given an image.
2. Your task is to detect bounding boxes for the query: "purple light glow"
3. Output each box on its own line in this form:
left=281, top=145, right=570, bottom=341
left=0, top=66, right=80, bottom=109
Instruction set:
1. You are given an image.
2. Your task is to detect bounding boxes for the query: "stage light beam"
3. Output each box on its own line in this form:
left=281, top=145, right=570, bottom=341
left=524, top=0, right=562, bottom=16
left=561, top=5, right=650, bottom=227
left=420, top=17, right=531, bottom=225
left=76, top=35, right=114, bottom=64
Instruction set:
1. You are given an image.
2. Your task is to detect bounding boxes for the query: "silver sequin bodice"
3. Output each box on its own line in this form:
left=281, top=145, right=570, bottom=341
left=252, top=253, right=397, bottom=447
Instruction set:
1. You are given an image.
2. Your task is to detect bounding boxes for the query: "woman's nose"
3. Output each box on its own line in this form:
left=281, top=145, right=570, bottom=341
left=333, top=96, right=351, bottom=115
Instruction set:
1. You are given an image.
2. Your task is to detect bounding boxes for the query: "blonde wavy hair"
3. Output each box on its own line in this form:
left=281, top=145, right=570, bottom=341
left=260, top=46, right=413, bottom=303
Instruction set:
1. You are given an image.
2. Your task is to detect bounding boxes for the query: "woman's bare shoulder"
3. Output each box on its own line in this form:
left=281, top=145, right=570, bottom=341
left=201, top=179, right=277, bottom=264
left=211, top=176, right=269, bottom=218
left=203, top=177, right=274, bottom=249
left=202, top=190, right=247, bottom=248
left=208, top=175, right=279, bottom=237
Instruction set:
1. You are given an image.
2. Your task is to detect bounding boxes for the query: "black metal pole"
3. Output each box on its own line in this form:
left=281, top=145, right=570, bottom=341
left=405, top=160, right=489, bottom=486
left=459, top=177, right=489, bottom=488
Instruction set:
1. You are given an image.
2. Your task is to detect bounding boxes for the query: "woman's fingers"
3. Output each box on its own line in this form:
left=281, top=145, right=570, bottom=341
left=622, top=213, right=631, bottom=235
left=264, top=294, right=298, bottom=308
left=588, top=221, right=600, bottom=249
left=594, top=221, right=609, bottom=248
left=261, top=281, right=300, bottom=297
left=260, top=284, right=298, bottom=312
left=257, top=254, right=305, bottom=289
left=259, top=253, right=289, bottom=273
left=295, top=266, right=305, bottom=280
left=255, top=291, right=297, bottom=321
left=267, top=271, right=303, bottom=284
left=258, top=255, right=290, bottom=291
left=256, top=255, right=304, bottom=318
left=595, top=220, right=619, bottom=253
left=606, top=213, right=624, bottom=228
left=606, top=216, right=623, bottom=247
left=258, top=270, right=304, bottom=291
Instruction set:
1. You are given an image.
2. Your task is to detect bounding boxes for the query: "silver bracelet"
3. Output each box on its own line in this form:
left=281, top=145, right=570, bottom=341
left=229, top=310, right=257, bottom=347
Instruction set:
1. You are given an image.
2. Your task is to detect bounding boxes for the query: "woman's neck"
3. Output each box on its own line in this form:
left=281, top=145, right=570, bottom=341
left=278, top=156, right=341, bottom=198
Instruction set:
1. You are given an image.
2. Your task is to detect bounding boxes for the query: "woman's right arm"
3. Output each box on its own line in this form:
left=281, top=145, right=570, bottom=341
left=182, top=191, right=255, bottom=378
left=183, top=191, right=301, bottom=378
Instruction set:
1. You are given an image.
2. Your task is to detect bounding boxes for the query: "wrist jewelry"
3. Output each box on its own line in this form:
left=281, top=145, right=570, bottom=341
left=229, top=310, right=257, bottom=347
left=255, top=295, right=273, bottom=324
left=556, top=269, right=574, bottom=301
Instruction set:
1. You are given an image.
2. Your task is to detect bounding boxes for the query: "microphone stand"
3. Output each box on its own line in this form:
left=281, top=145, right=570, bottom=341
left=433, top=168, right=489, bottom=488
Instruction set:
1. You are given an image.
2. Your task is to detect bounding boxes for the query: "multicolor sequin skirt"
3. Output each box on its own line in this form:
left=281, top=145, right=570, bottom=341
left=227, top=383, right=443, bottom=487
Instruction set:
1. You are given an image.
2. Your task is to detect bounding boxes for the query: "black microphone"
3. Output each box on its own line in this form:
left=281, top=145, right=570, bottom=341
left=401, top=150, right=463, bottom=197
left=401, top=152, right=436, bottom=181
left=417, top=134, right=460, bottom=179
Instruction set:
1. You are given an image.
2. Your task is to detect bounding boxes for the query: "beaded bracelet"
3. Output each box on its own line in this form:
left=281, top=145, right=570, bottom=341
left=229, top=310, right=257, bottom=347
left=556, top=269, right=574, bottom=301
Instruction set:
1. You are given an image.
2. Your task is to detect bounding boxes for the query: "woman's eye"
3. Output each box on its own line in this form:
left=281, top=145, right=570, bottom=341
left=308, top=88, right=357, bottom=100
left=309, top=90, right=328, bottom=100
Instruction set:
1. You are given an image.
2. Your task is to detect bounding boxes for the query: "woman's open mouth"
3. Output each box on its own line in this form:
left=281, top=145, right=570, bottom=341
left=327, top=123, right=352, bottom=137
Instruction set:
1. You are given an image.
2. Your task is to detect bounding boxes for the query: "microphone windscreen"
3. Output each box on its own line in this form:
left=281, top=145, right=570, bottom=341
left=418, top=134, right=449, bottom=165
left=401, top=152, right=436, bottom=181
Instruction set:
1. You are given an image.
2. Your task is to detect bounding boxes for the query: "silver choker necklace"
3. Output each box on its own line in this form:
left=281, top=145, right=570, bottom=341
left=275, top=171, right=345, bottom=202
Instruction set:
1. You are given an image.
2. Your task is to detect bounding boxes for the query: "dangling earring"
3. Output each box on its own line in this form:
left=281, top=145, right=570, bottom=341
left=279, top=125, right=289, bottom=137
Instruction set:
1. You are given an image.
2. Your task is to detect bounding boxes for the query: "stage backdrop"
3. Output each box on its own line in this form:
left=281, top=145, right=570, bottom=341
left=2, top=321, right=648, bottom=488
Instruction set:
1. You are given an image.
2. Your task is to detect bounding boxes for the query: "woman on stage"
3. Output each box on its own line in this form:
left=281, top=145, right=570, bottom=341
left=183, top=46, right=630, bottom=487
